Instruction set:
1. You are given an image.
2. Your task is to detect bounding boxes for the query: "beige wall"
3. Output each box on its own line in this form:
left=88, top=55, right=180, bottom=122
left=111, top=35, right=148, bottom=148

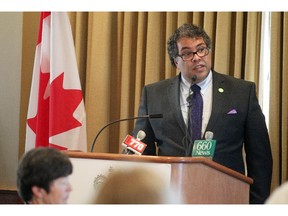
left=0, top=12, right=39, bottom=190
left=0, top=12, right=23, bottom=189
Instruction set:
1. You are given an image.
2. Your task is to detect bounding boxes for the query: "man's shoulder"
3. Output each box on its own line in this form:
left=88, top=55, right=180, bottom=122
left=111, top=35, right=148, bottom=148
left=212, top=70, right=255, bottom=86
left=145, top=75, right=179, bottom=88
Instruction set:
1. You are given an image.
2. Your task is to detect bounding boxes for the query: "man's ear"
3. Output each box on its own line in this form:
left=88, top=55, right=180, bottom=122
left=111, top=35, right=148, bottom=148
left=174, top=58, right=179, bottom=68
left=31, top=186, right=46, bottom=198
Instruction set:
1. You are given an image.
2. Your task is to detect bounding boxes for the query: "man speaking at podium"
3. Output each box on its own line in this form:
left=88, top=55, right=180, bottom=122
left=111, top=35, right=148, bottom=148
left=132, top=23, right=272, bottom=204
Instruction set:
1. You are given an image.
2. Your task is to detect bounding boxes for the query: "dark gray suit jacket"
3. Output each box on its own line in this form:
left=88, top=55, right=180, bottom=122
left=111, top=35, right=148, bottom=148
left=132, top=70, right=273, bottom=204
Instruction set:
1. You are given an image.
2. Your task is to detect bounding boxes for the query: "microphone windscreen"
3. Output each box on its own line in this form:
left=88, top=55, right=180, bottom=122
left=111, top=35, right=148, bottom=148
left=136, top=130, right=146, bottom=140
left=205, top=131, right=214, bottom=140
left=191, top=75, right=197, bottom=83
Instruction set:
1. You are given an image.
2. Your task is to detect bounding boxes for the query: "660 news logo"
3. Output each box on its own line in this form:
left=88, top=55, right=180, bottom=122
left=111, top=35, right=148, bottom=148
left=192, top=140, right=216, bottom=158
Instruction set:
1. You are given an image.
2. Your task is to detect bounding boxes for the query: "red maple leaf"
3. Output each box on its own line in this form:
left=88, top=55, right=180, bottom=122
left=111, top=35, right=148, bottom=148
left=27, top=70, right=50, bottom=148
left=27, top=71, right=83, bottom=150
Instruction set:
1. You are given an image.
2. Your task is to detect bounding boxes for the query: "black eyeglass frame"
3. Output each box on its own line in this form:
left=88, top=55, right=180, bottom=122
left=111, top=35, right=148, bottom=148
left=177, top=47, right=210, bottom=62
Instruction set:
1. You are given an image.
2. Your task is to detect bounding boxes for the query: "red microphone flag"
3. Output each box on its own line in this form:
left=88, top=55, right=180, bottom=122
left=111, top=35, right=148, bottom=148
left=122, top=135, right=147, bottom=155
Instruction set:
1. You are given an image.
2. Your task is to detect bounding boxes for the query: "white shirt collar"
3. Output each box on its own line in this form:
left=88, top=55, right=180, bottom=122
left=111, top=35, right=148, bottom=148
left=181, top=70, right=212, bottom=94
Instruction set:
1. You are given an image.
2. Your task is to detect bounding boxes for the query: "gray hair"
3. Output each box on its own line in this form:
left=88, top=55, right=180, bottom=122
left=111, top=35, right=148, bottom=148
left=167, top=23, right=212, bottom=67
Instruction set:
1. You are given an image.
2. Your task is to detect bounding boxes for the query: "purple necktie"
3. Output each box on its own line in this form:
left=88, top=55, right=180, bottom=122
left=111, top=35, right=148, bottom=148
left=187, top=84, right=203, bottom=144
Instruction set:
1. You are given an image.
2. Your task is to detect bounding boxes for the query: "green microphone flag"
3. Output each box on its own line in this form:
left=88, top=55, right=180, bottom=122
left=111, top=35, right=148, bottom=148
left=192, top=131, right=216, bottom=159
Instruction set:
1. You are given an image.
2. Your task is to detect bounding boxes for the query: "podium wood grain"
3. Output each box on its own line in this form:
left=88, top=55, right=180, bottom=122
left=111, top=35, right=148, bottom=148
left=66, top=151, right=252, bottom=204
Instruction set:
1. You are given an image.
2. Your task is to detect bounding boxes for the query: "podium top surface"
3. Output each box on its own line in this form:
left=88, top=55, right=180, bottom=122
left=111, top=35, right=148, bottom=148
left=65, top=151, right=253, bottom=185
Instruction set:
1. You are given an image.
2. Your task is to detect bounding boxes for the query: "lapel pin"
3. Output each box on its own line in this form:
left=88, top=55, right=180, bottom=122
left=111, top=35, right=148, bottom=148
left=218, top=88, right=224, bottom=93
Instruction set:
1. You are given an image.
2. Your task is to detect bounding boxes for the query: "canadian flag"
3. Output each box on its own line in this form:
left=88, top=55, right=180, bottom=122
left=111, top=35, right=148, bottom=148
left=25, top=12, right=87, bottom=151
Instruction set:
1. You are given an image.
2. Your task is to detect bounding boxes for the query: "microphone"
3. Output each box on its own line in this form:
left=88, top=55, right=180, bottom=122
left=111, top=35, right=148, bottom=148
left=136, top=130, right=146, bottom=141
left=183, top=74, right=198, bottom=155
left=205, top=131, right=214, bottom=140
left=191, top=74, right=197, bottom=83
left=191, top=131, right=216, bottom=159
left=187, top=74, right=197, bottom=102
left=90, top=114, right=163, bottom=152
left=122, top=130, right=147, bottom=155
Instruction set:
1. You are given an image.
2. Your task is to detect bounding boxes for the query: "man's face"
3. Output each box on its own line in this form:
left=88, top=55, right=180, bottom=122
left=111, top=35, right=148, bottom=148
left=174, top=37, right=212, bottom=83
left=32, top=176, right=72, bottom=204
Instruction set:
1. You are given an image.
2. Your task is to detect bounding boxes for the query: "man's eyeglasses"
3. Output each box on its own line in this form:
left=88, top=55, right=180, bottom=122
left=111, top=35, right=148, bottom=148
left=178, top=47, right=210, bottom=61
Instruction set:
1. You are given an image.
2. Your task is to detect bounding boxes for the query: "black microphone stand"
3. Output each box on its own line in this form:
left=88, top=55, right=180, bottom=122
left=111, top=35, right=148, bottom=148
left=90, top=114, right=162, bottom=152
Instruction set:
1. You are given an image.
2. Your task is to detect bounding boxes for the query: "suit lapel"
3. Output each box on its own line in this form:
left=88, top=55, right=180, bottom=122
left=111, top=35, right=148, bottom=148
left=168, top=72, right=228, bottom=136
left=205, top=71, right=227, bottom=132
left=167, top=74, right=187, bottom=135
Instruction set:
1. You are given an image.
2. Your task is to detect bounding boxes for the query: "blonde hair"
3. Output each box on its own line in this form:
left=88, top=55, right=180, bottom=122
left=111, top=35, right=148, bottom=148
left=265, top=181, right=288, bottom=204
left=95, top=168, right=181, bottom=204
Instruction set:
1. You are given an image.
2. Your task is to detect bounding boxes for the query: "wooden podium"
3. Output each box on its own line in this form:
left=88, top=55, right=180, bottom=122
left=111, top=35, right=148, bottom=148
left=66, top=151, right=253, bottom=204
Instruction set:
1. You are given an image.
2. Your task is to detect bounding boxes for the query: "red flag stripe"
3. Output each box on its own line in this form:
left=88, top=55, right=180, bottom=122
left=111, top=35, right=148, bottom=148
left=37, top=12, right=51, bottom=45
